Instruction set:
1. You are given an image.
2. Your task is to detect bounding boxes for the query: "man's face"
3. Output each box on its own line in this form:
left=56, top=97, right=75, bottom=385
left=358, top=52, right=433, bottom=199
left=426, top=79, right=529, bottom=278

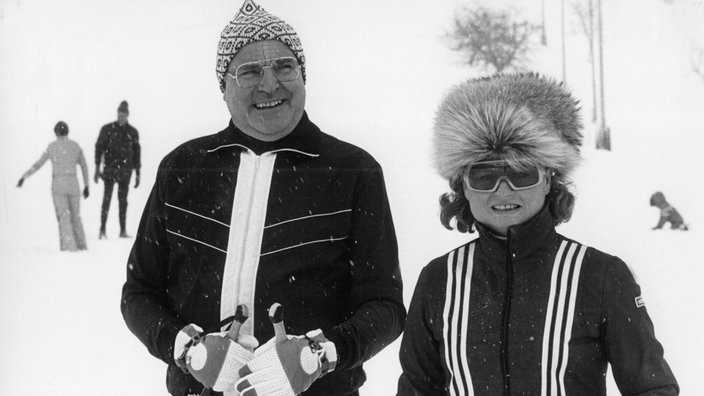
left=117, top=111, right=128, bottom=126
left=224, top=40, right=306, bottom=142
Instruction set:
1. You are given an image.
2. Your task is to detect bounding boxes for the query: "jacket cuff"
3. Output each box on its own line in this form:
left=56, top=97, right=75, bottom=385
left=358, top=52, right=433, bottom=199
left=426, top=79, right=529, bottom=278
left=160, top=322, right=188, bottom=366
left=321, top=326, right=352, bottom=371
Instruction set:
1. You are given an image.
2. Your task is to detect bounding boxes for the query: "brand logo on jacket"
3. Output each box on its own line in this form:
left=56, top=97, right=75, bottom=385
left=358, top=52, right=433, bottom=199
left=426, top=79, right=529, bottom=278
left=635, top=296, right=645, bottom=308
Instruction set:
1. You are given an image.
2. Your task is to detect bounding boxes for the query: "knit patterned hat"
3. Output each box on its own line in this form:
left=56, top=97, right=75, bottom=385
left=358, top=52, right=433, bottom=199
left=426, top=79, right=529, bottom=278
left=216, top=0, right=306, bottom=93
left=433, top=73, right=583, bottom=184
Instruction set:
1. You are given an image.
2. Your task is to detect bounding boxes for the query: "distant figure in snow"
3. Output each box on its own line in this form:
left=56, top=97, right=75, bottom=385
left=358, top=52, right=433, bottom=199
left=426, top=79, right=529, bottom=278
left=650, top=191, right=688, bottom=230
left=17, top=121, right=90, bottom=251
left=94, top=100, right=141, bottom=239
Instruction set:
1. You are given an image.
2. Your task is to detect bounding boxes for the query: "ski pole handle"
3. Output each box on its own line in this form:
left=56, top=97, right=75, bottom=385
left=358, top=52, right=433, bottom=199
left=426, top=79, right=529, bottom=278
left=268, top=303, right=287, bottom=342
left=227, top=304, right=249, bottom=342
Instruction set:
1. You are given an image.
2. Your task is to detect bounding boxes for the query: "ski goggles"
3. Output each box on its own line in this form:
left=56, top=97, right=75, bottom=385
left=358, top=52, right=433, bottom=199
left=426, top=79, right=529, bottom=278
left=463, top=161, right=546, bottom=192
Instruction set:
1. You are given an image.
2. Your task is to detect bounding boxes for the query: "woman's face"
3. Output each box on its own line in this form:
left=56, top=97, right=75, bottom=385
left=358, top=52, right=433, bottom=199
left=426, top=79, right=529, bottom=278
left=463, top=163, right=551, bottom=236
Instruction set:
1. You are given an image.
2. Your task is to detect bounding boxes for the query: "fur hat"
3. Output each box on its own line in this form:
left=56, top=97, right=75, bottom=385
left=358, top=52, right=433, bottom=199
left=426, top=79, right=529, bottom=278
left=216, top=0, right=306, bottom=93
left=433, top=73, right=583, bottom=183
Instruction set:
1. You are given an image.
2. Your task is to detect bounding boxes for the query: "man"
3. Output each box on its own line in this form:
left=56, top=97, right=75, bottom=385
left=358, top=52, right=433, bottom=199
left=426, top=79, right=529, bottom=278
left=94, top=100, right=141, bottom=239
left=121, top=1, right=405, bottom=396
left=17, top=121, right=90, bottom=251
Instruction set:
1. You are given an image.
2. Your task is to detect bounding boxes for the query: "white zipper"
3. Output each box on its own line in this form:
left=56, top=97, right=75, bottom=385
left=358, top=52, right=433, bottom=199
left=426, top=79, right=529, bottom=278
left=236, top=154, right=260, bottom=304
left=221, top=151, right=276, bottom=336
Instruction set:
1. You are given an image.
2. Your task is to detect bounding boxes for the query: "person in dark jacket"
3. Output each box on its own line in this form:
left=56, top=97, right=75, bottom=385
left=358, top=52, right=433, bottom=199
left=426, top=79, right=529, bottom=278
left=397, top=73, right=678, bottom=395
left=650, top=191, right=688, bottom=230
left=17, top=121, right=90, bottom=251
left=121, top=1, right=405, bottom=395
left=94, top=100, right=141, bottom=239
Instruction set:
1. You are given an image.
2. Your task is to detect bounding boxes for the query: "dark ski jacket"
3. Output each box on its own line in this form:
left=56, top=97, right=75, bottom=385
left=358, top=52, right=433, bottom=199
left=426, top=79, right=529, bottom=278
left=398, top=206, right=678, bottom=395
left=95, top=121, right=140, bottom=176
left=121, top=112, right=405, bottom=396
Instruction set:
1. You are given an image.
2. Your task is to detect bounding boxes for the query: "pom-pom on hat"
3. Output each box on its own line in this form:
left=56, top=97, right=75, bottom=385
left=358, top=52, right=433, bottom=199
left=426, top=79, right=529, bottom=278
left=118, top=100, right=129, bottom=114
left=433, top=73, right=583, bottom=184
left=216, top=0, right=306, bottom=93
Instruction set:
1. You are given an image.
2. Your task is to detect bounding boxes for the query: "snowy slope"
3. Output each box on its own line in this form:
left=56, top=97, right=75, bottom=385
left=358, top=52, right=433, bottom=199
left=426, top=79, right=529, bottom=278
left=1, top=0, right=703, bottom=394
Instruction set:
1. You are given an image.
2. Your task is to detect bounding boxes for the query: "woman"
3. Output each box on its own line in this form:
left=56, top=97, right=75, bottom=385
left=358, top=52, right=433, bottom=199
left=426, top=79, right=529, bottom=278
left=397, top=73, right=678, bottom=395
left=18, top=121, right=90, bottom=251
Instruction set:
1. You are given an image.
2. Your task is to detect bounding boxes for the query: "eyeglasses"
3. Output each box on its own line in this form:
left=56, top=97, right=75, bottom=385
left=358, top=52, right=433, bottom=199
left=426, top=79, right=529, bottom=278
left=464, top=161, right=546, bottom=192
left=226, top=56, right=300, bottom=88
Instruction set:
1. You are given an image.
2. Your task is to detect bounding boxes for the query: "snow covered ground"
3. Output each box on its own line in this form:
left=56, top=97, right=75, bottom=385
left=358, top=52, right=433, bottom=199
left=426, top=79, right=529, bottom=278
left=1, top=0, right=703, bottom=394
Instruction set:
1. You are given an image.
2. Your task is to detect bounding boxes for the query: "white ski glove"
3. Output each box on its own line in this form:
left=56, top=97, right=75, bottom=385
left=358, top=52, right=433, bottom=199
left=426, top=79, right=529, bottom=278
left=175, top=306, right=259, bottom=393
left=235, top=303, right=337, bottom=396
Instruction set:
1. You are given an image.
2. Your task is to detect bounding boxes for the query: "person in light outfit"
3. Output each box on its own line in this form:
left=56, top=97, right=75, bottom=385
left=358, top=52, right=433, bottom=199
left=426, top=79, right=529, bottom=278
left=121, top=1, right=404, bottom=395
left=397, top=73, right=678, bottom=395
left=18, top=121, right=90, bottom=251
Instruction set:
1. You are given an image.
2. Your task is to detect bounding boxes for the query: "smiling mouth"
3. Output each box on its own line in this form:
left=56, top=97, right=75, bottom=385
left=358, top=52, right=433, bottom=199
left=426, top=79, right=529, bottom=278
left=492, top=204, right=520, bottom=212
left=253, top=99, right=285, bottom=109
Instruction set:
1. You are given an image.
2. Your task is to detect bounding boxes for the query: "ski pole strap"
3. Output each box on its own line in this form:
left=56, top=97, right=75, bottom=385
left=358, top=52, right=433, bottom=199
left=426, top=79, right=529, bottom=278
left=219, top=315, right=236, bottom=331
left=199, top=386, right=212, bottom=396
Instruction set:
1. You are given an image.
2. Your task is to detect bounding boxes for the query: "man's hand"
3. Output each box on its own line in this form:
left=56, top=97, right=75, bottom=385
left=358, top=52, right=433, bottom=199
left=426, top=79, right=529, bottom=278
left=16, top=177, right=24, bottom=188
left=236, top=303, right=337, bottom=396
left=83, top=187, right=90, bottom=199
left=174, top=323, right=203, bottom=373
left=176, top=305, right=258, bottom=393
left=93, top=169, right=101, bottom=184
left=134, top=170, right=140, bottom=188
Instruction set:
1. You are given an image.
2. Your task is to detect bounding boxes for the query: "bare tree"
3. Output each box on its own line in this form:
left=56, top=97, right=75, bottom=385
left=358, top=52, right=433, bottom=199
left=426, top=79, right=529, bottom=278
left=692, top=47, right=704, bottom=83
left=594, top=0, right=610, bottom=151
left=572, top=0, right=597, bottom=123
left=446, top=5, right=538, bottom=74
left=540, top=0, right=547, bottom=45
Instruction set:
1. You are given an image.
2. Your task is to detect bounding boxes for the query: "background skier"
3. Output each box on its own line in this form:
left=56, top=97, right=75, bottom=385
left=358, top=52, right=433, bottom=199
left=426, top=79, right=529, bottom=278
left=650, top=191, right=688, bottom=230
left=94, top=100, right=141, bottom=239
left=17, top=121, right=90, bottom=251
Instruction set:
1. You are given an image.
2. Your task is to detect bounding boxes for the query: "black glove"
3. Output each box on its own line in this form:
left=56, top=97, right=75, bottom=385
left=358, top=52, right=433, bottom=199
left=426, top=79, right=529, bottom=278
left=83, top=187, right=90, bottom=199
left=134, top=171, right=140, bottom=188
left=17, top=178, right=24, bottom=187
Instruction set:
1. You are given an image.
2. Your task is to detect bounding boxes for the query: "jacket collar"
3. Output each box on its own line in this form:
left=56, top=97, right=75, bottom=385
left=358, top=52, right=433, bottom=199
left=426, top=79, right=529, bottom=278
left=475, top=204, right=558, bottom=262
left=208, top=111, right=321, bottom=156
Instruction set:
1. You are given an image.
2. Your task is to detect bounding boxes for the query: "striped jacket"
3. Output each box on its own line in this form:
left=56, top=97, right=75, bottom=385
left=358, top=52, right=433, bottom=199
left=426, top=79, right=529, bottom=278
left=397, top=207, right=678, bottom=395
left=121, top=113, right=405, bottom=396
